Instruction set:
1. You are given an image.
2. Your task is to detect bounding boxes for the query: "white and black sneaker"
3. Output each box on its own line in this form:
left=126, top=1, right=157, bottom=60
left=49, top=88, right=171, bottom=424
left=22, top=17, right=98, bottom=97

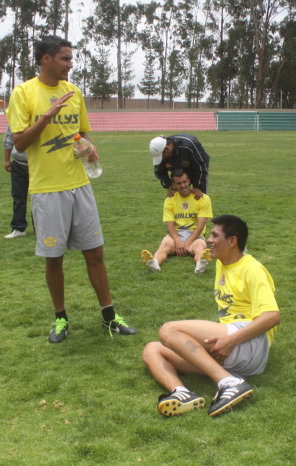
left=208, top=380, right=253, bottom=417
left=158, top=389, right=205, bottom=417
left=102, top=313, right=138, bottom=336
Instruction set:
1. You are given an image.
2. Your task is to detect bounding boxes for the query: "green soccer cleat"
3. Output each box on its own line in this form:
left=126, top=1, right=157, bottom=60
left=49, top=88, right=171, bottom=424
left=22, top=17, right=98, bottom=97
left=102, top=313, right=138, bottom=336
left=49, top=317, right=68, bottom=343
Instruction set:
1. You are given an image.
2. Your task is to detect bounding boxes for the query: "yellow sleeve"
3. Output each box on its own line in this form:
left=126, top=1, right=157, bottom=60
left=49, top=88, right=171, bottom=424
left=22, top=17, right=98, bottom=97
left=163, top=197, right=174, bottom=223
left=245, top=263, right=279, bottom=319
left=198, top=195, right=213, bottom=218
left=6, top=86, right=31, bottom=133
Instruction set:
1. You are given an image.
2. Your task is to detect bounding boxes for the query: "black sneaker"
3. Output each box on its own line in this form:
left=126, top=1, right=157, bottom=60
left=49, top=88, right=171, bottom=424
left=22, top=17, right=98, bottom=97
left=102, top=313, right=138, bottom=336
left=158, top=389, right=205, bottom=417
left=208, top=381, right=253, bottom=417
left=49, top=317, right=68, bottom=343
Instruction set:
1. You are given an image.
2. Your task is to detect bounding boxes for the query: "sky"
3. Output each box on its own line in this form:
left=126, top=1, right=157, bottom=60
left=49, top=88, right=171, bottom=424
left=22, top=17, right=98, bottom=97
left=0, top=0, right=151, bottom=98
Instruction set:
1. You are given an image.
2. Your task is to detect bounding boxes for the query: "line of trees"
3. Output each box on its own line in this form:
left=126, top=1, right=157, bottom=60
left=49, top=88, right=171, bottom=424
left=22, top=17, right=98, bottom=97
left=1, top=0, right=296, bottom=109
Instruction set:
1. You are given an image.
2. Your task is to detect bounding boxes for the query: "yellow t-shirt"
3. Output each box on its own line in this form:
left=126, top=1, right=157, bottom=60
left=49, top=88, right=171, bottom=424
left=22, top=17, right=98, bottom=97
left=6, top=77, right=90, bottom=193
left=163, top=192, right=213, bottom=237
left=214, top=254, right=279, bottom=346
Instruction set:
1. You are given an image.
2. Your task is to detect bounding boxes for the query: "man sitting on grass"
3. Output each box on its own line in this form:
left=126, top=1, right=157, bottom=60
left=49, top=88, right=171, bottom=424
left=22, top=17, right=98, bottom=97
left=141, top=169, right=213, bottom=274
left=142, top=215, right=280, bottom=417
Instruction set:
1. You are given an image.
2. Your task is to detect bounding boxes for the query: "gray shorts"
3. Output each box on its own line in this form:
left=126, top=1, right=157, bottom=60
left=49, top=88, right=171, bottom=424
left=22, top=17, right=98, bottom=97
left=177, top=230, right=205, bottom=242
left=223, top=321, right=269, bottom=377
left=31, top=185, right=104, bottom=257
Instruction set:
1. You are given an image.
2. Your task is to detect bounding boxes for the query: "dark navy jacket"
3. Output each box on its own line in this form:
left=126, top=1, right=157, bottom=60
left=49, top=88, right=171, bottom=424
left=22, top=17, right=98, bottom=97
left=154, top=134, right=210, bottom=192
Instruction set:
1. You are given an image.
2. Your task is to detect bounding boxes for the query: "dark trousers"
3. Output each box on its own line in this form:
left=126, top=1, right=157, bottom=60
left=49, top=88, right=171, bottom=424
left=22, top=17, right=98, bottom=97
left=10, top=160, right=29, bottom=232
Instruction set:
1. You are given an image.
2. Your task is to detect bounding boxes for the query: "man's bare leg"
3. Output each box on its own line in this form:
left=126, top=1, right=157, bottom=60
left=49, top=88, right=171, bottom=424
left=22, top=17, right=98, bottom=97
left=154, top=235, right=175, bottom=265
left=82, top=246, right=111, bottom=307
left=189, top=237, right=207, bottom=265
left=46, top=256, right=65, bottom=312
left=143, top=320, right=253, bottom=417
left=83, top=246, right=138, bottom=335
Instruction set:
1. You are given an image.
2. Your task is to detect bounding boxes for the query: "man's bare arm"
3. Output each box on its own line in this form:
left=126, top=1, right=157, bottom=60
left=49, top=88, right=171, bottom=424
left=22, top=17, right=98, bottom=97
left=206, top=311, right=280, bottom=363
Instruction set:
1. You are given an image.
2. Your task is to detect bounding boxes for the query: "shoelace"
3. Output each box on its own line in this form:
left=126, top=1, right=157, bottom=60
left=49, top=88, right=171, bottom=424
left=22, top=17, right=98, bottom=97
left=171, top=391, right=193, bottom=401
left=219, top=386, right=240, bottom=400
left=107, top=314, right=128, bottom=338
left=53, top=318, right=67, bottom=335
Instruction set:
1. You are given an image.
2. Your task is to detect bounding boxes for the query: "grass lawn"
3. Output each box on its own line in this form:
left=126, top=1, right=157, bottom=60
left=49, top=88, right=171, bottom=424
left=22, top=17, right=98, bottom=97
left=0, top=130, right=295, bottom=465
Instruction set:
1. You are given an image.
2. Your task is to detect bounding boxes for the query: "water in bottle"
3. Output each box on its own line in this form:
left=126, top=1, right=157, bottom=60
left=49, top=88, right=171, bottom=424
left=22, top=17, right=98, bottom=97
left=73, top=133, right=103, bottom=179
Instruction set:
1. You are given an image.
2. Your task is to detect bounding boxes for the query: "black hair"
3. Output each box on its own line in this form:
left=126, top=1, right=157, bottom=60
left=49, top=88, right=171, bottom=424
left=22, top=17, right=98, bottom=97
left=211, top=215, right=248, bottom=251
left=35, top=35, right=72, bottom=65
left=172, top=168, right=188, bottom=179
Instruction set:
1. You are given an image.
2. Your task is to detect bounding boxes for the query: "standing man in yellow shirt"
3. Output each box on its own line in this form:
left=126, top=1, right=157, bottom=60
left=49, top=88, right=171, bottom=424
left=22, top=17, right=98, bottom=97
left=142, top=215, right=280, bottom=417
left=142, top=169, right=213, bottom=273
left=6, top=35, right=137, bottom=342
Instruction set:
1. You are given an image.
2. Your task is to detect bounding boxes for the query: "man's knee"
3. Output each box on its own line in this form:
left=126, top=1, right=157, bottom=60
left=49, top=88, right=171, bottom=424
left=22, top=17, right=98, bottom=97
left=159, top=321, right=178, bottom=346
left=142, top=341, right=161, bottom=366
left=159, top=236, right=174, bottom=253
left=83, top=246, right=104, bottom=264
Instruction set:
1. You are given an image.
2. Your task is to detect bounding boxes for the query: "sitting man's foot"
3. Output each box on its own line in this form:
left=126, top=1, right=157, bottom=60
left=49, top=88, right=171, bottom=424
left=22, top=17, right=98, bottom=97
left=4, top=229, right=26, bottom=239
left=49, top=317, right=68, bottom=343
left=195, top=248, right=211, bottom=273
left=102, top=313, right=138, bottom=336
left=208, top=380, right=253, bottom=417
left=158, top=389, right=205, bottom=416
left=141, top=250, right=160, bottom=272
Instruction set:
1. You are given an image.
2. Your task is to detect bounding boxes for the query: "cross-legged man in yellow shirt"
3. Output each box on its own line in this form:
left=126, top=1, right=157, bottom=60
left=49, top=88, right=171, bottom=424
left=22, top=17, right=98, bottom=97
left=142, top=215, right=280, bottom=417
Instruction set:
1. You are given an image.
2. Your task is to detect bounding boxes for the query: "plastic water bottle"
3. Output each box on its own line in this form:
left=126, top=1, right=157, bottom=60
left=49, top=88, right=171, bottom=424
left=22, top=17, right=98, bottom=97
left=73, top=134, right=103, bottom=179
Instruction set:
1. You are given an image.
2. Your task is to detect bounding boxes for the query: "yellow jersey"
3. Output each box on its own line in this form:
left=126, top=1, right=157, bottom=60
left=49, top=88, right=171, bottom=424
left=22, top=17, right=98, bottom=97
left=163, top=192, right=213, bottom=237
left=6, top=77, right=90, bottom=193
left=214, top=254, right=279, bottom=345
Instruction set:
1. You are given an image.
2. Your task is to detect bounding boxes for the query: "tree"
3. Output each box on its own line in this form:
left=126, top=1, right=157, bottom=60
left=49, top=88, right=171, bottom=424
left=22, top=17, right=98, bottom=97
left=89, top=48, right=116, bottom=108
left=177, top=0, right=213, bottom=107
left=249, top=0, right=287, bottom=107
left=71, top=39, right=92, bottom=97
left=139, top=0, right=178, bottom=105
left=138, top=47, right=159, bottom=108
left=86, top=0, right=138, bottom=109
left=164, top=48, right=185, bottom=107
left=122, top=48, right=135, bottom=107
left=267, top=18, right=296, bottom=107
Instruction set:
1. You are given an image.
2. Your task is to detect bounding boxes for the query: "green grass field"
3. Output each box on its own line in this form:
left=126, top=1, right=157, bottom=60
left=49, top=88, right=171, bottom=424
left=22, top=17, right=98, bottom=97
left=0, top=131, right=295, bottom=465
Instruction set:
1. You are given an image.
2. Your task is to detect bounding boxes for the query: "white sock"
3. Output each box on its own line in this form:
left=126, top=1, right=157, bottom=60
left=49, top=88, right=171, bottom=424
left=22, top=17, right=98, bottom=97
left=174, top=386, right=190, bottom=393
left=218, top=376, right=244, bottom=390
left=146, top=258, right=160, bottom=271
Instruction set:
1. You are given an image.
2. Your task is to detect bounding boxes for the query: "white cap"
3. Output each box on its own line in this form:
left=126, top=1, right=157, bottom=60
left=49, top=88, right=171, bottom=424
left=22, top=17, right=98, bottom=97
left=149, top=137, right=166, bottom=165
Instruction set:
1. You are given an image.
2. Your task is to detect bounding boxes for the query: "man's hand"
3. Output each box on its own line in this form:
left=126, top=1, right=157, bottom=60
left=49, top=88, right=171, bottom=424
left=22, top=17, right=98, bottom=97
left=205, top=334, right=237, bottom=364
left=166, top=186, right=175, bottom=198
left=192, top=188, right=203, bottom=200
left=184, top=238, right=193, bottom=253
left=174, top=237, right=187, bottom=256
left=4, top=159, right=12, bottom=172
left=86, top=143, right=99, bottom=163
left=44, top=91, right=75, bottom=119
